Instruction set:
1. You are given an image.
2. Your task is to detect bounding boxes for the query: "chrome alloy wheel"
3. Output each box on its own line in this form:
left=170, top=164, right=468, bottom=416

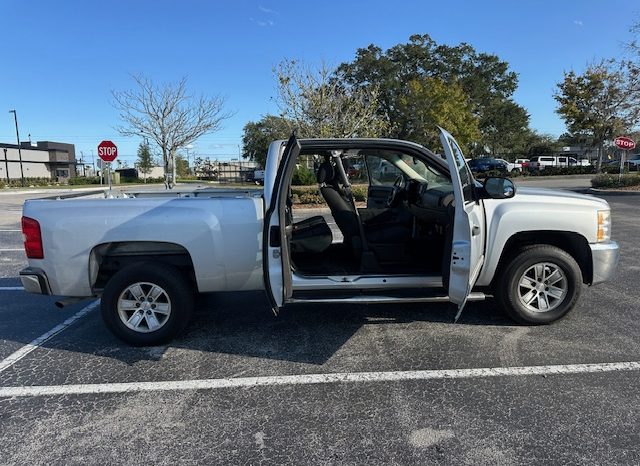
left=117, top=282, right=171, bottom=333
left=517, top=262, right=567, bottom=313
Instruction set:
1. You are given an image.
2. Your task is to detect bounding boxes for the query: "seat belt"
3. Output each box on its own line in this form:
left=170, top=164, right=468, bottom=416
left=331, top=155, right=371, bottom=254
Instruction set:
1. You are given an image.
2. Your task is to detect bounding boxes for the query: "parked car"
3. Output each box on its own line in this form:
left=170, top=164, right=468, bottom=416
left=495, top=158, right=522, bottom=173
left=515, top=158, right=530, bottom=170
left=528, top=155, right=591, bottom=171
left=467, top=157, right=508, bottom=174
left=20, top=128, right=619, bottom=345
left=605, top=153, right=640, bottom=171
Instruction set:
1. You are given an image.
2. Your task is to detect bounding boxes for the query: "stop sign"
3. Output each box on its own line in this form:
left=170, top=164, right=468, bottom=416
left=614, top=136, right=636, bottom=151
left=97, top=140, right=118, bottom=162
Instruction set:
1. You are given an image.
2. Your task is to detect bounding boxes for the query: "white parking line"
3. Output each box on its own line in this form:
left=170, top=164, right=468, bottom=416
left=0, top=229, right=21, bottom=232
left=0, top=300, right=99, bottom=374
left=0, top=249, right=24, bottom=252
left=1, top=360, right=638, bottom=398
left=0, top=287, right=24, bottom=291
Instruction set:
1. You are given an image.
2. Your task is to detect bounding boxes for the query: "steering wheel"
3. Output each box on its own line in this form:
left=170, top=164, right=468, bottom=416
left=386, top=175, right=406, bottom=207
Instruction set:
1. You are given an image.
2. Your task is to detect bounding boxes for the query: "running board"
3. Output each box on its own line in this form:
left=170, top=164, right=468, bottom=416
left=288, top=291, right=487, bottom=305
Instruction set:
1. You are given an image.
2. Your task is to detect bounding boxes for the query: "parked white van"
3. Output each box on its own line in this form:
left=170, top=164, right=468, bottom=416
left=528, top=155, right=591, bottom=170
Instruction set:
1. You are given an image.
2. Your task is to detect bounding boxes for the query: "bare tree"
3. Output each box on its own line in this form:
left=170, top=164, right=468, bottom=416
left=275, top=59, right=388, bottom=138
left=112, top=75, right=233, bottom=188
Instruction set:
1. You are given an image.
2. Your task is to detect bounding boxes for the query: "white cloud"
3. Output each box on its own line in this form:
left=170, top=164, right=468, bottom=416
left=250, top=17, right=275, bottom=27
left=259, top=5, right=279, bottom=14
left=573, top=19, right=584, bottom=26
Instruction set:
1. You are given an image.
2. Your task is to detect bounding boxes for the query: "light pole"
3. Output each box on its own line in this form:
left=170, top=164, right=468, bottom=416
left=8, top=110, right=25, bottom=186
left=186, top=144, right=194, bottom=175
left=2, top=148, right=9, bottom=183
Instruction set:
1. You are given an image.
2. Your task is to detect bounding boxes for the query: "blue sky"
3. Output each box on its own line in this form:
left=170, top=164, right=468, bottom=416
left=1, top=0, right=638, bottom=165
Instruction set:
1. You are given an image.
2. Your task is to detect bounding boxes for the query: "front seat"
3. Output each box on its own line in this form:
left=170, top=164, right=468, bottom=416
left=316, top=161, right=363, bottom=254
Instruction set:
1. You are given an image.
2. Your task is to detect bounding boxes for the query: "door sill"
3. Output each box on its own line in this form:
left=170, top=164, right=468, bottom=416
left=288, top=291, right=486, bottom=305
left=291, top=273, right=443, bottom=291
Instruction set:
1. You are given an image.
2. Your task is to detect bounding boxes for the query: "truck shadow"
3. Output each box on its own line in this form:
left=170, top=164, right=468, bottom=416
left=4, top=291, right=514, bottom=369
left=163, top=291, right=515, bottom=366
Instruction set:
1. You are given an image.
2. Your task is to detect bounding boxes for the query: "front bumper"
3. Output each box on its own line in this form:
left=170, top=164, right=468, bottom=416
left=19, top=267, right=51, bottom=295
left=590, top=241, right=620, bottom=285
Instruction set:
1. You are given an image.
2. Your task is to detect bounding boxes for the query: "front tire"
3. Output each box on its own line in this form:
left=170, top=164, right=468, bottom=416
left=495, top=245, right=582, bottom=324
left=101, top=262, right=194, bottom=346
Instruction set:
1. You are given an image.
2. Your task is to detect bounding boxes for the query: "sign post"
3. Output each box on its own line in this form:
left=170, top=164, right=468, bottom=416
left=97, top=140, right=118, bottom=195
left=614, top=136, right=636, bottom=181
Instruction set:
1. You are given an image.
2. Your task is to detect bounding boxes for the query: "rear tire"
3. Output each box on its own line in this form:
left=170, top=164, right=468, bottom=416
left=101, top=262, right=194, bottom=346
left=495, top=245, right=582, bottom=324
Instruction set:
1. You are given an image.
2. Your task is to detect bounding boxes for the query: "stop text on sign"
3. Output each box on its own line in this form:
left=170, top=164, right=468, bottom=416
left=614, top=136, right=636, bottom=151
left=97, top=140, right=118, bottom=162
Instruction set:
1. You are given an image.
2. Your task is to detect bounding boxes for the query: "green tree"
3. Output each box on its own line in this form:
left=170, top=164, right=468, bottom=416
left=395, top=77, right=480, bottom=151
left=479, top=99, right=530, bottom=156
left=527, top=132, right=561, bottom=157
left=241, top=115, right=292, bottom=167
left=175, top=154, right=190, bottom=177
left=337, top=34, right=526, bottom=150
left=555, top=60, right=640, bottom=171
left=136, top=141, right=154, bottom=182
left=275, top=59, right=388, bottom=138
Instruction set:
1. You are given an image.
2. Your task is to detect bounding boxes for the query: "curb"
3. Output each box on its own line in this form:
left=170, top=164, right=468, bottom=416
left=585, top=188, right=640, bottom=196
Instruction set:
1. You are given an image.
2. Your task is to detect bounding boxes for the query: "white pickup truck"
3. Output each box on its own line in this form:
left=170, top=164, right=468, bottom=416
left=20, top=128, right=619, bottom=345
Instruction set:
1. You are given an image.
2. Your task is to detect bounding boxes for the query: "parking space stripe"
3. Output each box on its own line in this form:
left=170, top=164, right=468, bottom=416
left=0, top=300, right=99, bottom=374
left=0, top=287, right=24, bottom=291
left=1, top=360, right=638, bottom=398
left=0, top=249, right=24, bottom=252
left=0, top=229, right=21, bottom=232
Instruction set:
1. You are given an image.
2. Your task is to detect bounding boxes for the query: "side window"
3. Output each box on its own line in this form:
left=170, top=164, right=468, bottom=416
left=446, top=136, right=474, bottom=203
left=366, top=155, right=401, bottom=186
left=343, top=155, right=367, bottom=184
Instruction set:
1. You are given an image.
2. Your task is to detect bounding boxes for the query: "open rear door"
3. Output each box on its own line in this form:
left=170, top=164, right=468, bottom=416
left=263, top=134, right=300, bottom=312
left=438, top=128, right=485, bottom=318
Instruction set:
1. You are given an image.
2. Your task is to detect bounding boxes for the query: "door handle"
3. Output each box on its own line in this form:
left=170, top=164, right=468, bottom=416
left=472, top=225, right=480, bottom=236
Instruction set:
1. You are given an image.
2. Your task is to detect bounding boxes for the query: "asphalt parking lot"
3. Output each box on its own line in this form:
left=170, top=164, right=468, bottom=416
left=1, top=184, right=639, bottom=465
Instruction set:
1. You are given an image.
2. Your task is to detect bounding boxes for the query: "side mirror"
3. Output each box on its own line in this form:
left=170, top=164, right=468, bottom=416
left=483, top=177, right=516, bottom=199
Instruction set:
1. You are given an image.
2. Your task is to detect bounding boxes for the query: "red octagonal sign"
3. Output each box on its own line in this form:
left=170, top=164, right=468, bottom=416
left=97, top=140, right=118, bottom=162
left=614, top=136, right=636, bottom=151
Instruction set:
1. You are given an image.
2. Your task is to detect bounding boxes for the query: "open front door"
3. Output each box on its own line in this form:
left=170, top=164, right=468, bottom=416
left=263, top=134, right=300, bottom=312
left=438, top=128, right=485, bottom=315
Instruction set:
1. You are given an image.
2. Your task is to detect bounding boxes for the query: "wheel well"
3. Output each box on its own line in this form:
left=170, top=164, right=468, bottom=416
left=493, top=231, right=592, bottom=286
left=90, top=241, right=197, bottom=292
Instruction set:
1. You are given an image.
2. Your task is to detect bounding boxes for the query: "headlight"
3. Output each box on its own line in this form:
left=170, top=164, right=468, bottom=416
left=597, top=210, right=611, bottom=242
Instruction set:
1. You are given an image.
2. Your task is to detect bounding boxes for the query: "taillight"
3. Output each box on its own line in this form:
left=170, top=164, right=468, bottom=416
left=22, top=216, right=44, bottom=259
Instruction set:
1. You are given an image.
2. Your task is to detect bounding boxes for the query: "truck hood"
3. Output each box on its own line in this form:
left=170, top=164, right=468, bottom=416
left=514, top=187, right=609, bottom=209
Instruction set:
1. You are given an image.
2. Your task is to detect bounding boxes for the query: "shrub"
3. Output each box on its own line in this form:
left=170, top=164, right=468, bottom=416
left=69, top=176, right=101, bottom=185
left=530, top=166, right=596, bottom=176
left=291, top=166, right=316, bottom=185
left=291, top=186, right=322, bottom=204
left=298, top=192, right=324, bottom=204
left=600, top=165, right=634, bottom=175
left=591, top=174, right=640, bottom=189
left=0, top=177, right=55, bottom=187
left=351, top=185, right=367, bottom=202
left=290, top=183, right=368, bottom=205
